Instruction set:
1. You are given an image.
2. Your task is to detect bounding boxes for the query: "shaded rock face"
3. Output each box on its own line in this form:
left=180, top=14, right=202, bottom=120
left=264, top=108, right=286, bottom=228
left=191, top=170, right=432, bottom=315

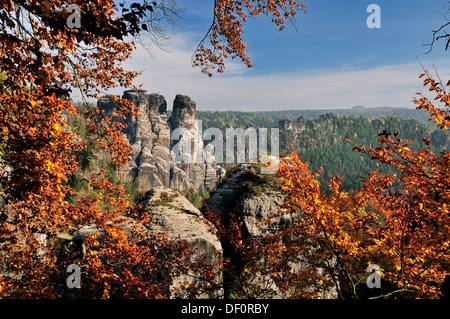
left=169, top=94, right=196, bottom=132
left=97, top=90, right=218, bottom=192
left=205, top=164, right=337, bottom=299
left=205, top=164, right=286, bottom=238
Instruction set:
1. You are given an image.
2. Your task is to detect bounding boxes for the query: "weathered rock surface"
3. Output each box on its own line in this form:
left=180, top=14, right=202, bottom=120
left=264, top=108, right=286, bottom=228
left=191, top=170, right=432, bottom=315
left=168, top=94, right=218, bottom=191
left=141, top=186, right=223, bottom=297
left=205, top=164, right=337, bottom=299
left=97, top=90, right=219, bottom=192
left=205, top=164, right=285, bottom=237
left=169, top=94, right=196, bottom=132
left=142, top=186, right=222, bottom=258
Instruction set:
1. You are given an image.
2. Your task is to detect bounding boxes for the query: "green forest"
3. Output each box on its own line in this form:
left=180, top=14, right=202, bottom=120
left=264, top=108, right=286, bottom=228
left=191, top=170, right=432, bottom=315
left=197, top=109, right=449, bottom=193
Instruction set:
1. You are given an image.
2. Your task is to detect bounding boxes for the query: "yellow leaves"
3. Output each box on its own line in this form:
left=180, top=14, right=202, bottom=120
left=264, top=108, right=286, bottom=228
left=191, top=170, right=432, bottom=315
left=46, top=159, right=68, bottom=188
left=46, top=160, right=56, bottom=172
left=400, top=145, right=410, bottom=153
left=102, top=288, right=110, bottom=299
left=108, top=227, right=121, bottom=239
left=50, top=123, right=62, bottom=137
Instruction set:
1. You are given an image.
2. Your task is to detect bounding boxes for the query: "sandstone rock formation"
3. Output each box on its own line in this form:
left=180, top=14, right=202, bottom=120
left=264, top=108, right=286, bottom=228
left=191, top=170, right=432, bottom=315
left=279, top=116, right=305, bottom=132
left=141, top=186, right=223, bottom=297
left=205, top=163, right=337, bottom=299
left=205, top=164, right=286, bottom=238
left=168, top=94, right=218, bottom=190
left=169, top=94, right=197, bottom=132
left=142, top=186, right=222, bottom=262
left=97, top=90, right=219, bottom=192
left=56, top=187, right=222, bottom=297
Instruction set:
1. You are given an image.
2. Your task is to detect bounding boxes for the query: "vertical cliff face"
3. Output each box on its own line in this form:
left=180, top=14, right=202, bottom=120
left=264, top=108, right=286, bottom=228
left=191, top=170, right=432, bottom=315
left=97, top=90, right=218, bottom=192
left=168, top=94, right=218, bottom=190
left=169, top=94, right=196, bottom=132
left=278, top=116, right=305, bottom=131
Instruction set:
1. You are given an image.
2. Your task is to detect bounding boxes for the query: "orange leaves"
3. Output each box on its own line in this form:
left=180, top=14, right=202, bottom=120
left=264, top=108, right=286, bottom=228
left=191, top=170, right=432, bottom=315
left=399, top=143, right=411, bottom=153
left=274, top=117, right=450, bottom=298
left=0, top=0, right=219, bottom=299
left=193, top=0, right=306, bottom=76
left=350, top=73, right=450, bottom=298
left=279, top=153, right=374, bottom=256
left=414, top=70, right=450, bottom=132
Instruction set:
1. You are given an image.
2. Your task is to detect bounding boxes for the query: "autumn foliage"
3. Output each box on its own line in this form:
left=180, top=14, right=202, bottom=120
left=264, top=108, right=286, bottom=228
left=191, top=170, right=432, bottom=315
left=1, top=0, right=449, bottom=300
left=192, top=0, right=306, bottom=76
left=0, top=0, right=311, bottom=299
left=0, top=0, right=208, bottom=298
left=257, top=70, right=450, bottom=299
left=201, top=70, right=450, bottom=299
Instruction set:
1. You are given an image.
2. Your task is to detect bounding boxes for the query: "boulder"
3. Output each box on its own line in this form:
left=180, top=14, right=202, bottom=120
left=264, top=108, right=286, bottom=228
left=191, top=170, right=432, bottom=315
left=206, top=164, right=285, bottom=237
left=142, top=186, right=223, bottom=297
left=143, top=186, right=222, bottom=260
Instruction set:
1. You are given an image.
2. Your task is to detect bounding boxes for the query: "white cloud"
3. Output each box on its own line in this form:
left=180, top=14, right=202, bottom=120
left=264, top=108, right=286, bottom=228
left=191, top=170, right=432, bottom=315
left=72, top=32, right=450, bottom=111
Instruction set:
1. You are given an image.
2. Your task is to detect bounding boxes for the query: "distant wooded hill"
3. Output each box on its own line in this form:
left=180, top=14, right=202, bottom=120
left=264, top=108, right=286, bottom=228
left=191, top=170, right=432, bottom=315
left=197, top=106, right=435, bottom=130
left=258, top=106, right=431, bottom=123
left=196, top=107, right=450, bottom=193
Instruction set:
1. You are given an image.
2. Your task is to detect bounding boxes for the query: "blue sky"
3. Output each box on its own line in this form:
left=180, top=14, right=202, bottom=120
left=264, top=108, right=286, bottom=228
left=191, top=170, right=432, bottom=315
left=86, top=0, right=450, bottom=111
